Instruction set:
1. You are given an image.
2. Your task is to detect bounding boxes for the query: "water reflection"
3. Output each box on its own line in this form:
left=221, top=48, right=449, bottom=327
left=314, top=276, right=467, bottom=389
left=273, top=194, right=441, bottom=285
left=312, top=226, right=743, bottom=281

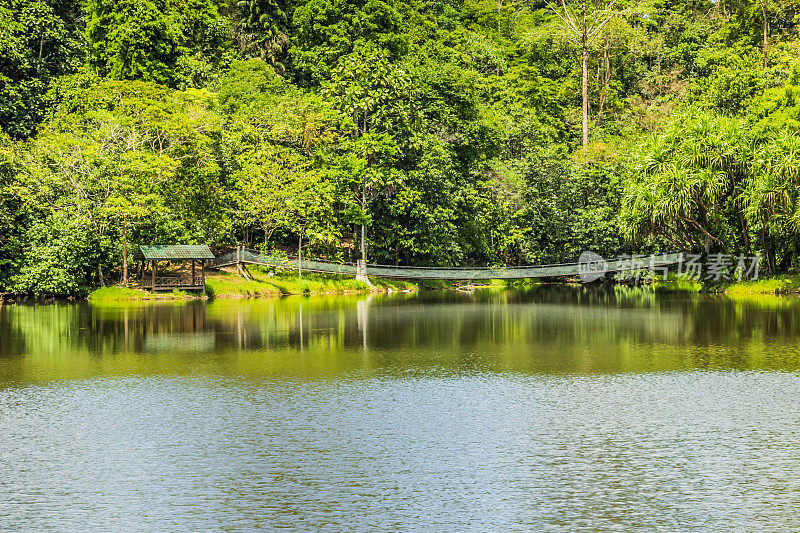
left=3, top=287, right=800, bottom=382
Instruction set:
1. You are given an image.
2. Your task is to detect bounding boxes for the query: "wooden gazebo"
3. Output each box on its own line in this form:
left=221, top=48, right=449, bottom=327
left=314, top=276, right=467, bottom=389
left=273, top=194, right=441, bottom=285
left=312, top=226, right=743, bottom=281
left=135, top=245, right=215, bottom=292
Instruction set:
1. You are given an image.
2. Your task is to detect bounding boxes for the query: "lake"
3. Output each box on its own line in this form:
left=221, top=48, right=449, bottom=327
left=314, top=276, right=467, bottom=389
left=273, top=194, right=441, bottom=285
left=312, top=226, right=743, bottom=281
left=2, top=287, right=800, bottom=530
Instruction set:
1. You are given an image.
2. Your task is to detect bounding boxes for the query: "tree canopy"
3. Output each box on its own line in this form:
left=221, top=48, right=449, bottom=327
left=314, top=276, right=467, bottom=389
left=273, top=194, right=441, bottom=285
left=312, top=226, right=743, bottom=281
left=0, top=0, right=798, bottom=294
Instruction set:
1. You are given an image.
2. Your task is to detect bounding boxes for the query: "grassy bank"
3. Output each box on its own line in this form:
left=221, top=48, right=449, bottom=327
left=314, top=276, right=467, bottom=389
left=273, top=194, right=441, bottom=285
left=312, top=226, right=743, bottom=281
left=652, top=279, right=703, bottom=293
left=650, top=273, right=800, bottom=296
left=205, top=268, right=416, bottom=298
left=724, top=275, right=800, bottom=296
left=70, top=271, right=800, bottom=303
left=88, top=267, right=417, bottom=302
left=88, top=286, right=195, bottom=302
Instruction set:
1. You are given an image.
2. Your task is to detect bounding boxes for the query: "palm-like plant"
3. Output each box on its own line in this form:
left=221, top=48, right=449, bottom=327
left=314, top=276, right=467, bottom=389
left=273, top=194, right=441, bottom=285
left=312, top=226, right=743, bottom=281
left=235, top=0, right=289, bottom=72
left=620, top=110, right=751, bottom=253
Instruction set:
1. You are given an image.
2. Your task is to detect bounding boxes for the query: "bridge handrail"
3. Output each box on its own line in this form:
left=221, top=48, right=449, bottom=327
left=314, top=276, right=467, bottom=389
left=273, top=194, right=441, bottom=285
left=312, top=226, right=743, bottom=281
left=210, top=248, right=683, bottom=279
left=237, top=248, right=680, bottom=270
left=237, top=247, right=625, bottom=270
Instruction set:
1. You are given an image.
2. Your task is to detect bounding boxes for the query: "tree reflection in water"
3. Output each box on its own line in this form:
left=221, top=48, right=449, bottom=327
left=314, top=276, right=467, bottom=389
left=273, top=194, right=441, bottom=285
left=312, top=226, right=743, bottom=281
left=3, top=287, right=800, bottom=382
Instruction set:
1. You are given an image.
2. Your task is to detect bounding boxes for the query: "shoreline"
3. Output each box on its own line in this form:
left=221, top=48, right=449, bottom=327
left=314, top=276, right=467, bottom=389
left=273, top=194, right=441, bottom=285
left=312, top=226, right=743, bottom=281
left=651, top=275, right=800, bottom=297
left=4, top=273, right=800, bottom=304
left=86, top=269, right=420, bottom=303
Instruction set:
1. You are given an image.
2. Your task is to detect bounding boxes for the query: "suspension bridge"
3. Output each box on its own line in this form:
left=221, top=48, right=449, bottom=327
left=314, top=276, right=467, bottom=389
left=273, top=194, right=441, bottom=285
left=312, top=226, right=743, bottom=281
left=209, top=247, right=683, bottom=280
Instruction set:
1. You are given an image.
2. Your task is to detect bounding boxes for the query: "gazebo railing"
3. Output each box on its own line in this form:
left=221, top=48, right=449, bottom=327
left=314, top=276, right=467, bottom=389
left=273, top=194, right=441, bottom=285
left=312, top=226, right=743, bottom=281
left=143, top=276, right=205, bottom=288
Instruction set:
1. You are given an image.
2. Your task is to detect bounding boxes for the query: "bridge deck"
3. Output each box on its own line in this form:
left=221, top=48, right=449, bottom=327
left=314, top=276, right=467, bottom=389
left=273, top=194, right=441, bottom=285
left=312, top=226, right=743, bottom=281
left=210, top=249, right=682, bottom=280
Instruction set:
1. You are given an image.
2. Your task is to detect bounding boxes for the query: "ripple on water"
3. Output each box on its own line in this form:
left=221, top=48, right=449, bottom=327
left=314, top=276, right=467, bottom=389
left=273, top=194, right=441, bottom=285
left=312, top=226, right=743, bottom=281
left=1, top=371, right=800, bottom=531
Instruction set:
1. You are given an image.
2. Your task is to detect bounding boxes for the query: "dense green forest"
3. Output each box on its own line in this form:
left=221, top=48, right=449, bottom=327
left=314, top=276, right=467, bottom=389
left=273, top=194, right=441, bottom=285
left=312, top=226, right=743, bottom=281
left=0, top=0, right=798, bottom=295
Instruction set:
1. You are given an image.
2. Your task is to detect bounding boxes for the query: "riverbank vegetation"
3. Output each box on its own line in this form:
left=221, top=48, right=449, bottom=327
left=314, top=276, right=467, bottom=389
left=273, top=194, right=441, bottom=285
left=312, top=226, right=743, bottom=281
left=88, top=268, right=416, bottom=300
left=204, top=269, right=415, bottom=297
left=88, top=286, right=196, bottom=302
left=724, top=276, right=800, bottom=296
left=0, top=0, right=798, bottom=297
left=651, top=274, right=800, bottom=296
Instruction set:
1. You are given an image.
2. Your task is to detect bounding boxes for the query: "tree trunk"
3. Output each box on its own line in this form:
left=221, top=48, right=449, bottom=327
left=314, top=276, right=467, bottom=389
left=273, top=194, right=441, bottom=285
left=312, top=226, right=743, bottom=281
left=97, top=263, right=105, bottom=286
left=122, top=214, right=128, bottom=287
left=761, top=0, right=768, bottom=69
left=597, top=37, right=610, bottom=123
left=738, top=206, right=751, bottom=254
left=298, top=233, right=303, bottom=277
left=581, top=34, right=589, bottom=148
left=760, top=226, right=773, bottom=275
left=778, top=247, right=792, bottom=272
left=360, top=186, right=367, bottom=263
left=360, top=223, right=366, bottom=264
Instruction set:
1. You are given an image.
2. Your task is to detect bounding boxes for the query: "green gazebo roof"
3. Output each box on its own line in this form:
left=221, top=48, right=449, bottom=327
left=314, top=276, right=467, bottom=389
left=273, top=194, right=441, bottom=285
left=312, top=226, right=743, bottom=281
left=135, top=245, right=215, bottom=260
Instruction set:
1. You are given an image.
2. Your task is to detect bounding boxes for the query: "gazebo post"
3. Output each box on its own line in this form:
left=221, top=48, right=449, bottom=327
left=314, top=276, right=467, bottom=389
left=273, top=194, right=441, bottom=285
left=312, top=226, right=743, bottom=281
left=151, top=260, right=156, bottom=291
left=192, top=260, right=196, bottom=286
left=202, top=260, right=206, bottom=296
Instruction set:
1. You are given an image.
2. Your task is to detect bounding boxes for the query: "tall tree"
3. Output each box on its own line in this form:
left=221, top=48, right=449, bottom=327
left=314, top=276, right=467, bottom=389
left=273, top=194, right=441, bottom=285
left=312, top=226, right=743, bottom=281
left=229, top=146, right=322, bottom=246
left=547, top=0, right=617, bottom=148
left=323, top=45, right=411, bottom=264
left=756, top=0, right=797, bottom=69
left=331, top=132, right=398, bottom=265
left=760, top=0, right=769, bottom=68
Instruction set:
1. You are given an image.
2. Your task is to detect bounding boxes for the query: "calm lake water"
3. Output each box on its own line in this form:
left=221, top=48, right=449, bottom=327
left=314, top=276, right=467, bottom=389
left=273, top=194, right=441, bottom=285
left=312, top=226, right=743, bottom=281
left=2, top=287, right=800, bottom=530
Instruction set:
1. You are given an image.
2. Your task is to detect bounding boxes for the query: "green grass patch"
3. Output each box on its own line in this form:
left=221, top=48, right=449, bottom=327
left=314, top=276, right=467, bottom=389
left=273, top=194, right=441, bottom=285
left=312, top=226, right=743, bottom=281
left=652, top=273, right=800, bottom=297
left=204, top=267, right=416, bottom=298
left=503, top=278, right=541, bottom=289
left=416, top=279, right=451, bottom=291
left=652, top=278, right=702, bottom=293
left=724, top=275, right=800, bottom=296
left=88, top=285, right=194, bottom=302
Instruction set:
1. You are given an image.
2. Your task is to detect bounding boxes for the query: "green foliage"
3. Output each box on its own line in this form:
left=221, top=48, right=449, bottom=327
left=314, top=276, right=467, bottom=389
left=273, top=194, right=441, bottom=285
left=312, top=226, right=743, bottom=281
left=0, top=132, right=23, bottom=290
left=234, top=0, right=290, bottom=70
left=84, top=0, right=224, bottom=86
left=323, top=44, right=413, bottom=137
left=230, top=144, right=335, bottom=247
left=688, top=54, right=764, bottom=114
left=620, top=102, right=800, bottom=273
left=2, top=0, right=800, bottom=295
left=750, top=64, right=800, bottom=133
left=0, top=0, right=83, bottom=138
left=290, top=0, right=409, bottom=84
left=11, top=211, right=103, bottom=296
left=373, top=134, right=462, bottom=265
left=620, top=110, right=750, bottom=251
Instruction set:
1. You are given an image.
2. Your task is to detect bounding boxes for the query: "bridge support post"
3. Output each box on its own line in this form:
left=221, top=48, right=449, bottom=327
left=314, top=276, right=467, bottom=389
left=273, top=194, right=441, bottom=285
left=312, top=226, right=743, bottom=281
left=356, top=259, right=371, bottom=285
